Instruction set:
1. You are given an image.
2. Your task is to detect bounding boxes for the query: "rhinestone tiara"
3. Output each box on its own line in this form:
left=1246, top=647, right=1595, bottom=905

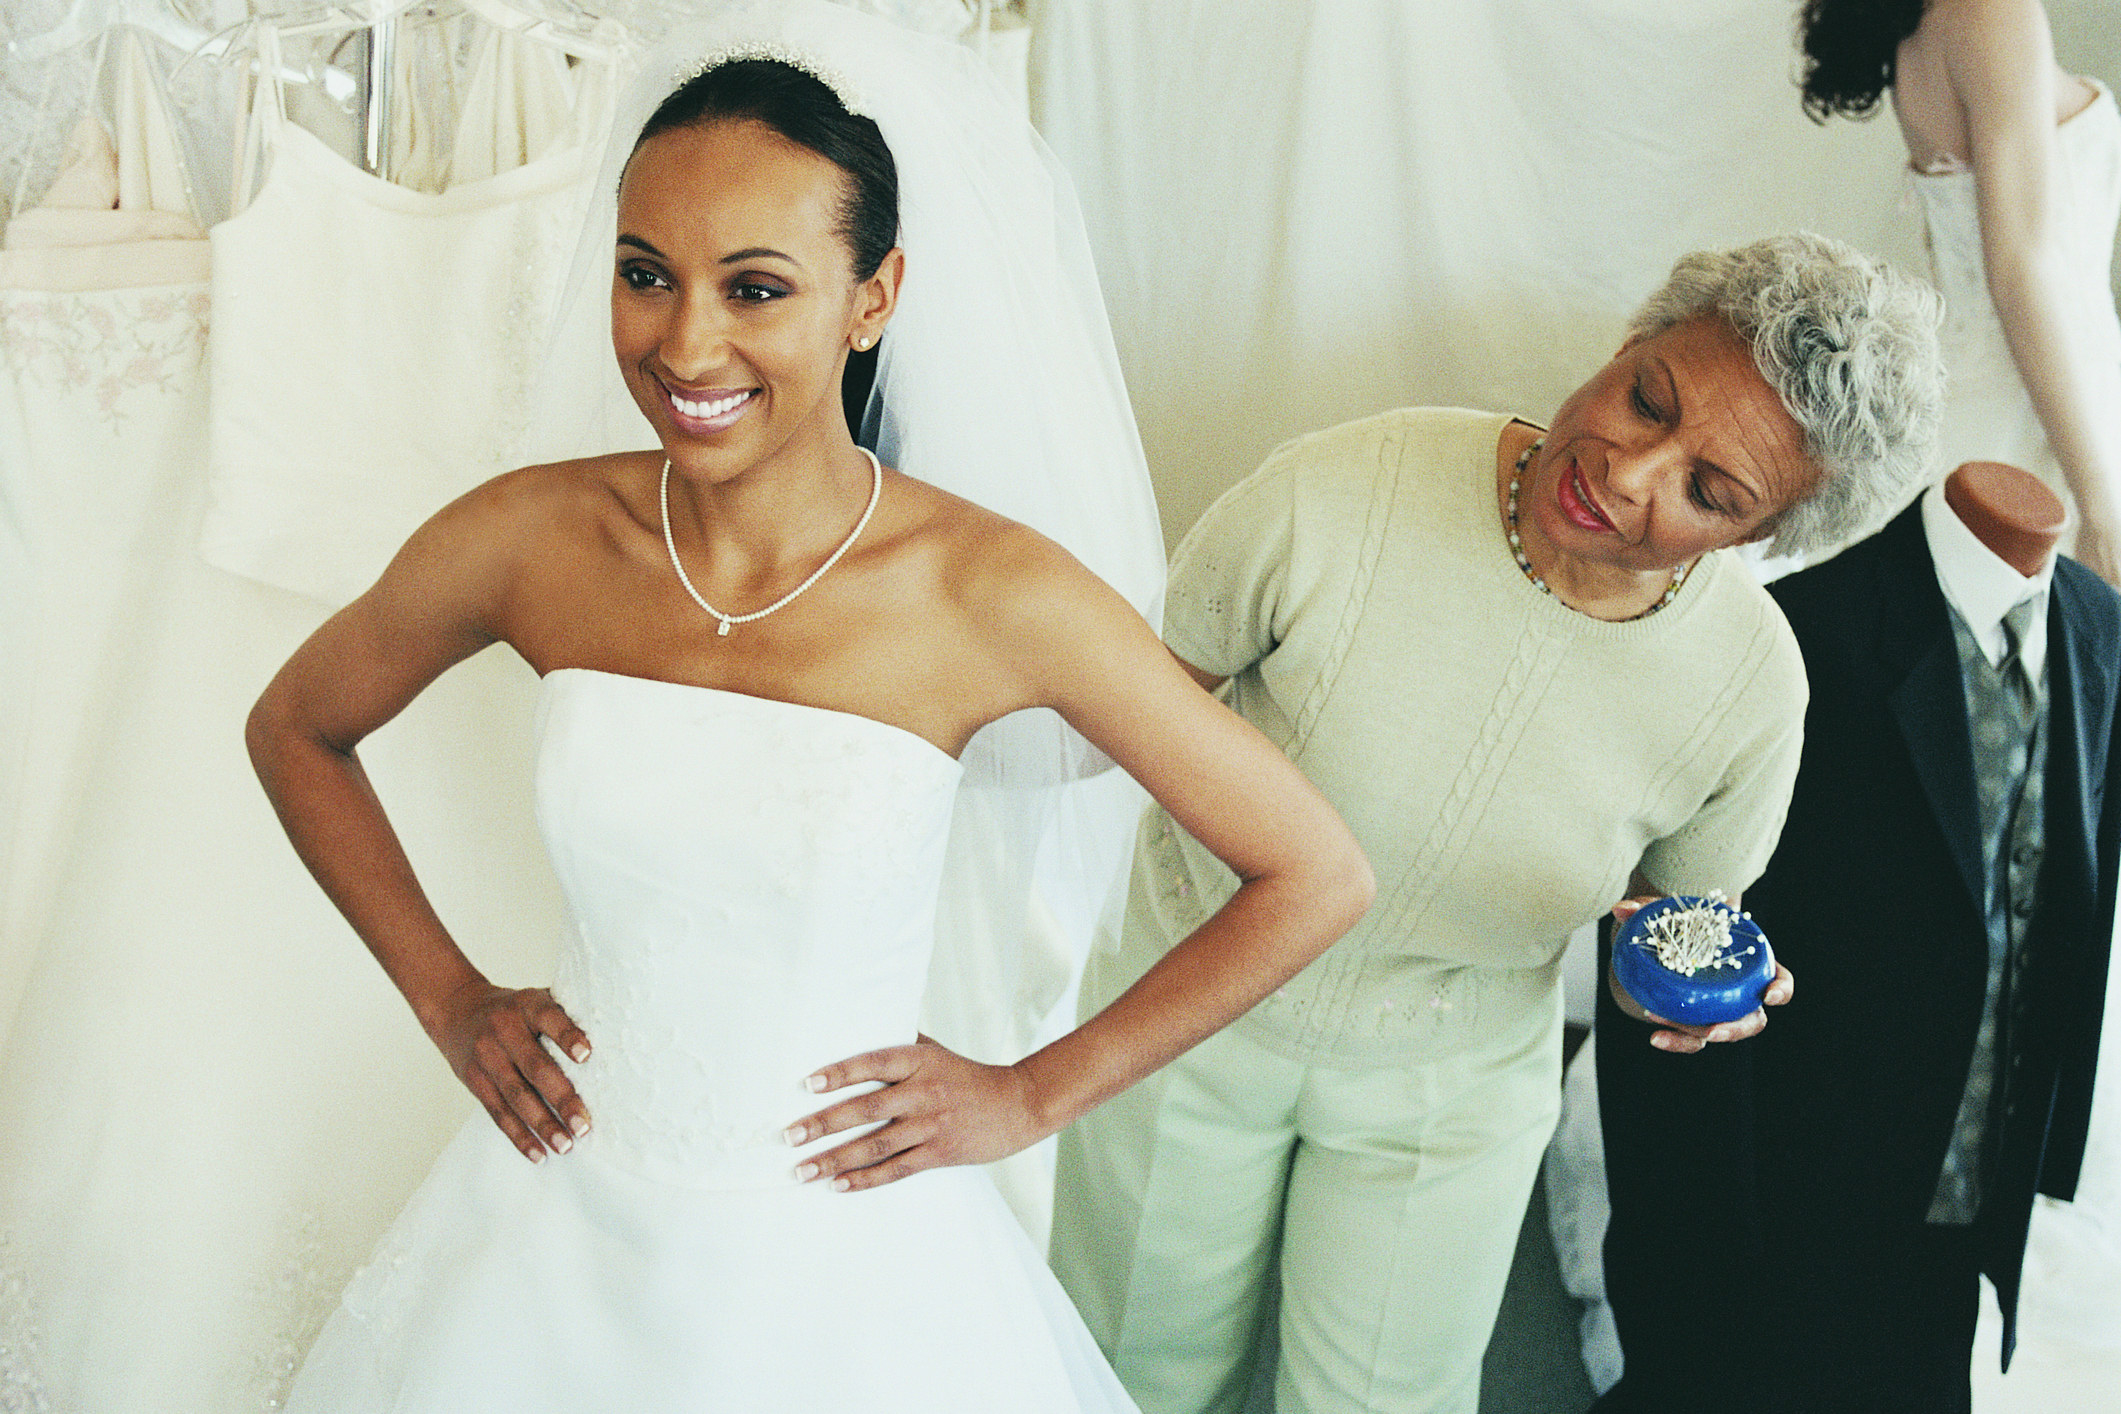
left=675, top=41, right=867, bottom=116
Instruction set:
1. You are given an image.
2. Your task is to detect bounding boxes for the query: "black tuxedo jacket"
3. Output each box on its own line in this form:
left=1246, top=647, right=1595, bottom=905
left=1597, top=505, right=2121, bottom=1402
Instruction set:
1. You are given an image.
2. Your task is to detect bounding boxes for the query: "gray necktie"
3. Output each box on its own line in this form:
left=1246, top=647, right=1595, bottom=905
left=2000, top=597, right=2040, bottom=715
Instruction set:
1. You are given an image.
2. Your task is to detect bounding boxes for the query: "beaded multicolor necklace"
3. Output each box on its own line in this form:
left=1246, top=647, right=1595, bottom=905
left=1505, top=436, right=1689, bottom=621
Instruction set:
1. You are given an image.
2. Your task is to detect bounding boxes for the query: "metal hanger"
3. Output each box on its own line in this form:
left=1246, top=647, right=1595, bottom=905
left=457, top=0, right=625, bottom=63
left=7, top=0, right=217, bottom=63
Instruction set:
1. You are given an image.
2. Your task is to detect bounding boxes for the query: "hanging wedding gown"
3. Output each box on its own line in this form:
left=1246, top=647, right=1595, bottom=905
left=201, top=20, right=612, bottom=605
left=0, top=34, right=208, bottom=1057
left=285, top=672, right=1136, bottom=1411
left=0, top=26, right=575, bottom=1413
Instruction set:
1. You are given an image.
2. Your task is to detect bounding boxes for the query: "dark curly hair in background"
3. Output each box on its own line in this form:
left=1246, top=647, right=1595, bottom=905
left=1798, top=0, right=1930, bottom=121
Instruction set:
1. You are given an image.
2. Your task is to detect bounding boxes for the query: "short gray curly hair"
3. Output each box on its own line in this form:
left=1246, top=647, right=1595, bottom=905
left=1629, top=232, right=1944, bottom=558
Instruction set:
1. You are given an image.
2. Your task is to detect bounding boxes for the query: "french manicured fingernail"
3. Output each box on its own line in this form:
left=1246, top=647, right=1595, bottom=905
left=832, top=1177, right=851, bottom=1192
left=805, top=1073, right=828, bottom=1092
left=795, top=1162, right=819, bottom=1181
left=551, top=1133, right=572, bottom=1154
left=570, top=1043, right=590, bottom=1062
left=570, top=1114, right=590, bottom=1137
left=527, top=1147, right=545, bottom=1163
left=783, top=1125, right=807, bottom=1146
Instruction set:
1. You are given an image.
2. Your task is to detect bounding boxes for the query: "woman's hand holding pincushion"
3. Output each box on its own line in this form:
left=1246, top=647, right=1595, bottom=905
left=1611, top=893, right=1776, bottom=1028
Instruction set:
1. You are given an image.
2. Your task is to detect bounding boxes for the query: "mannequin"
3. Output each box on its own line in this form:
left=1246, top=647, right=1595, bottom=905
left=1593, top=462, right=2121, bottom=1413
left=1946, top=460, right=2068, bottom=577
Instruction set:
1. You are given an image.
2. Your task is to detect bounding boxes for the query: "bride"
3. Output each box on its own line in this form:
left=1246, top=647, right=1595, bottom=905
left=248, top=1, right=1371, bottom=1407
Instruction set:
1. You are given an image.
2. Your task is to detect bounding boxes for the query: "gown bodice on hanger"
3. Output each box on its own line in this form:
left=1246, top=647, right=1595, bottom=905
left=1909, top=79, right=2121, bottom=533
left=200, top=21, right=613, bottom=607
left=283, top=668, right=1137, bottom=1411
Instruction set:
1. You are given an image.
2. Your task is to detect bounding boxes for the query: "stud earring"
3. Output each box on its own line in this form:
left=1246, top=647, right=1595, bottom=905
left=853, top=334, right=875, bottom=351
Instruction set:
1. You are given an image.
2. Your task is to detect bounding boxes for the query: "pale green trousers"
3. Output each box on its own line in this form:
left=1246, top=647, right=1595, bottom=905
left=1051, top=960, right=1560, bottom=1414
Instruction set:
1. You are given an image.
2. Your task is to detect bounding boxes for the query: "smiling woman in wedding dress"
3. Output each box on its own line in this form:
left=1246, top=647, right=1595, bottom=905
left=244, top=3, right=1371, bottom=1408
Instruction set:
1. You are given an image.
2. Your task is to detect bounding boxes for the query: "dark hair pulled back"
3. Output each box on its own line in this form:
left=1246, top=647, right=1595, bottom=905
left=1797, top=0, right=1929, bottom=122
left=633, top=58, right=899, bottom=281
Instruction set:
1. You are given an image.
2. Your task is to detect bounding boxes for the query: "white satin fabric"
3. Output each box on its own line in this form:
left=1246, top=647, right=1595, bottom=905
left=284, top=671, right=1137, bottom=1412
left=1910, top=80, right=2121, bottom=553
left=0, top=32, right=209, bottom=1040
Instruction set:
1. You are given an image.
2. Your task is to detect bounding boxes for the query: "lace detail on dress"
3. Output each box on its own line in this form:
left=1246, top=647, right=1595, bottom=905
left=246, top=1215, right=346, bottom=1413
left=0, top=1234, right=53, bottom=1414
left=0, top=286, right=208, bottom=427
left=338, top=1195, right=428, bottom=1369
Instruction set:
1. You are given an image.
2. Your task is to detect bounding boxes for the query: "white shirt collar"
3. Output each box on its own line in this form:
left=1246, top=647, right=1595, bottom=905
left=1920, top=482, right=2052, bottom=678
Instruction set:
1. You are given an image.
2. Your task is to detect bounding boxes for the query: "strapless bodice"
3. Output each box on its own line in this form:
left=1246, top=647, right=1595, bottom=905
left=1907, top=78, right=2121, bottom=530
left=533, top=668, right=963, bottom=1188
left=1911, top=80, right=2121, bottom=359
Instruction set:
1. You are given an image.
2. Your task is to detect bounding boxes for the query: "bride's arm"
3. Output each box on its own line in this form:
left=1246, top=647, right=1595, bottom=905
left=246, top=471, right=593, bottom=1164
left=790, top=531, right=1373, bottom=1190
left=1948, top=0, right=2121, bottom=581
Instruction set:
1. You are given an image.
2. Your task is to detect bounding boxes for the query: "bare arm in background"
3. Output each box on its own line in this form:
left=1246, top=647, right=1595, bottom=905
left=1934, top=0, right=2121, bottom=582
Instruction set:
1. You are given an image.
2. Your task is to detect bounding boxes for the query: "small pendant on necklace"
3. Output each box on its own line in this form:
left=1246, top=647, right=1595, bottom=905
left=717, top=620, right=732, bottom=637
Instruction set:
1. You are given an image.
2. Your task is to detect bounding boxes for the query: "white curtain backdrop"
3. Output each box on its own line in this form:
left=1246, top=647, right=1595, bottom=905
left=1030, top=0, right=2120, bottom=549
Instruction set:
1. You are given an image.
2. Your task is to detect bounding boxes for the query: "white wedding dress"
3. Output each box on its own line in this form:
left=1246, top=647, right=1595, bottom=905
left=285, top=668, right=1136, bottom=1411
left=1910, top=77, right=2121, bottom=549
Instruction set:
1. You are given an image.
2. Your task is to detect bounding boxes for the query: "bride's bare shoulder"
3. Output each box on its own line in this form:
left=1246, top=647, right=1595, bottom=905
left=463, top=451, right=654, bottom=517
left=368, top=453, right=660, bottom=609
left=881, top=472, right=1138, bottom=651
left=418, top=452, right=660, bottom=549
left=885, top=472, right=1081, bottom=586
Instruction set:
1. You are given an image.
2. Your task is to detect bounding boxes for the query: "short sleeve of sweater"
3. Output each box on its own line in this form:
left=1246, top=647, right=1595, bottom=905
left=1160, top=441, right=1302, bottom=678
left=1638, top=627, right=1809, bottom=898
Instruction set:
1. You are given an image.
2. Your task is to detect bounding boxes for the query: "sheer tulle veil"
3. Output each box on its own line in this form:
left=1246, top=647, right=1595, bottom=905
left=521, top=0, right=1165, bottom=1220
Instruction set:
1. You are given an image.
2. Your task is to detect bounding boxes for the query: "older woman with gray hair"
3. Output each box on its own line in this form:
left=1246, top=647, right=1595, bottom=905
left=1050, top=231, right=1944, bottom=1414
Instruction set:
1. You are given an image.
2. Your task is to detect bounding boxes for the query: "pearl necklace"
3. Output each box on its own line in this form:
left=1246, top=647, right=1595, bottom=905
left=1506, top=437, right=1688, bottom=620
left=660, top=447, right=882, bottom=636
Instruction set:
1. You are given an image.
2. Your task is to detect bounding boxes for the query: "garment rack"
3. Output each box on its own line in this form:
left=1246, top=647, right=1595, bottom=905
left=358, top=16, right=393, bottom=177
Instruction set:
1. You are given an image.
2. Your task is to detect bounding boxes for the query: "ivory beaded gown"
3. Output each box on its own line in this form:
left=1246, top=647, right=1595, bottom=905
left=284, top=669, right=1137, bottom=1412
left=0, top=25, right=579, bottom=1411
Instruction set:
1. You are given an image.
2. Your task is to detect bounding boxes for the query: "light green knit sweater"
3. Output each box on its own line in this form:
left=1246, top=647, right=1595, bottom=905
left=1128, top=406, right=1808, bottom=1066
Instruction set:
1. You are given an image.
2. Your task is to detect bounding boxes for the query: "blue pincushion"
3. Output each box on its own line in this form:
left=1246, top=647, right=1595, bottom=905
left=1612, top=894, right=1774, bottom=1026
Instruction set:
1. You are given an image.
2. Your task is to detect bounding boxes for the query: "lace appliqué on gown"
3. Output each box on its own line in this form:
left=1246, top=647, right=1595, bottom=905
left=0, top=1234, right=53, bottom=1414
left=547, top=696, right=956, bottom=1188
left=247, top=1216, right=349, bottom=1414
left=0, top=287, right=208, bottom=427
